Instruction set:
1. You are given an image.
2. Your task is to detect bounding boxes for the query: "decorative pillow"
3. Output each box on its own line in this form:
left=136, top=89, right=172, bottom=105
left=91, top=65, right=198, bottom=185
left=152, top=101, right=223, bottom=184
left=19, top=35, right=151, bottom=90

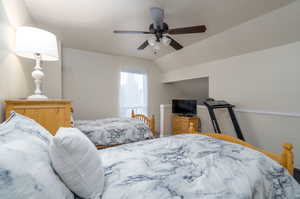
left=50, top=128, right=104, bottom=199
left=0, top=112, right=74, bottom=199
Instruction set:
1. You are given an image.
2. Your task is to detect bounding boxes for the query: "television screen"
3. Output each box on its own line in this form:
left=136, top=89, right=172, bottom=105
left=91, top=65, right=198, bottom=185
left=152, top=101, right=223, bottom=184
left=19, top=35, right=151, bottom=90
left=172, top=99, right=197, bottom=115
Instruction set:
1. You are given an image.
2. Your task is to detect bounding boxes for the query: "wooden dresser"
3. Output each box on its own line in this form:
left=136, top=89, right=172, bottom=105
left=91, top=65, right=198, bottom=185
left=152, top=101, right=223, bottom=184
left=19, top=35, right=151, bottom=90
left=5, top=100, right=72, bottom=135
left=172, top=115, right=199, bottom=135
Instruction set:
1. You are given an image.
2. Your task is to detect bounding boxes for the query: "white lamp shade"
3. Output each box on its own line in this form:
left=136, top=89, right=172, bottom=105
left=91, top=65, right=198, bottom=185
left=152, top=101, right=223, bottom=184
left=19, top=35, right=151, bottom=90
left=15, top=26, right=59, bottom=61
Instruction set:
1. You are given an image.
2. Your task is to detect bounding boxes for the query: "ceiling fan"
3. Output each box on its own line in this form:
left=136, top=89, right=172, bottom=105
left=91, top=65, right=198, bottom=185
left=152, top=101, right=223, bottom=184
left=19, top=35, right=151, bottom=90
left=113, top=7, right=207, bottom=52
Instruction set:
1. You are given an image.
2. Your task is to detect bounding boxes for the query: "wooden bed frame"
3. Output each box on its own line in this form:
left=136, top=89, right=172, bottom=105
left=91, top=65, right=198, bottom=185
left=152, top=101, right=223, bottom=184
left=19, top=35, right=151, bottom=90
left=188, top=123, right=294, bottom=175
left=96, top=110, right=156, bottom=149
left=131, top=110, right=156, bottom=136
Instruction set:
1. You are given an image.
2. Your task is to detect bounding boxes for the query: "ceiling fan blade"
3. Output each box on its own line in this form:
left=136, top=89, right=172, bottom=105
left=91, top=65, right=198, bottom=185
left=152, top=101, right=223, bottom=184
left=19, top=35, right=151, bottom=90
left=168, top=25, right=207, bottom=34
left=114, top=30, right=152, bottom=34
left=138, top=40, right=149, bottom=50
left=150, top=7, right=164, bottom=29
left=166, top=36, right=183, bottom=50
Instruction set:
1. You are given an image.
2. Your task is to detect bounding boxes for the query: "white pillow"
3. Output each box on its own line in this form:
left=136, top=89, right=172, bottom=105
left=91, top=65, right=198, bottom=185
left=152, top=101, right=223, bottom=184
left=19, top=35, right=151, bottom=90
left=50, top=128, right=104, bottom=199
left=0, top=112, right=74, bottom=199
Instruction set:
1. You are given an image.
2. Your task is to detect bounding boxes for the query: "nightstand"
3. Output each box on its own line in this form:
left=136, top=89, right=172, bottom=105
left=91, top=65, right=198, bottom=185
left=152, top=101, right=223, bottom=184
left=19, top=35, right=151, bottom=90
left=172, top=115, right=200, bottom=135
left=5, top=100, right=72, bottom=135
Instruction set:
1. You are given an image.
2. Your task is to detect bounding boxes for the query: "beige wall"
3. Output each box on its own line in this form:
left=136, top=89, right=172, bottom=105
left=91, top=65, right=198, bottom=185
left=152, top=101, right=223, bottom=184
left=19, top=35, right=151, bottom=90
left=0, top=0, right=62, bottom=121
left=43, top=41, right=62, bottom=99
left=0, top=0, right=33, bottom=121
left=62, top=48, right=183, bottom=131
left=159, top=42, right=300, bottom=168
left=156, top=1, right=300, bottom=72
left=163, top=42, right=300, bottom=111
left=156, top=1, right=300, bottom=168
left=170, top=77, right=209, bottom=101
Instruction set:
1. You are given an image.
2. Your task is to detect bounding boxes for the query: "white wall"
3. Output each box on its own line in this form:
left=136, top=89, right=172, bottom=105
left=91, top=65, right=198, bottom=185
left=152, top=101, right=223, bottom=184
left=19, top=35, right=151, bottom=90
left=62, top=48, right=183, bottom=131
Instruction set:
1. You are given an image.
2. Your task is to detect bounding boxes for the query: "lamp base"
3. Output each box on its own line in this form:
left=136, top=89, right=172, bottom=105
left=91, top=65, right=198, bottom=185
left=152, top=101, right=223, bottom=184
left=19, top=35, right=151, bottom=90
left=27, top=94, right=48, bottom=100
left=28, top=54, right=48, bottom=100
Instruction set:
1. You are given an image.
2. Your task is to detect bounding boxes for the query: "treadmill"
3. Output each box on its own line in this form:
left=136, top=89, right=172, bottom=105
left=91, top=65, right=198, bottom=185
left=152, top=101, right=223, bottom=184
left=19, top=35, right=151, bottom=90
left=203, top=99, right=245, bottom=141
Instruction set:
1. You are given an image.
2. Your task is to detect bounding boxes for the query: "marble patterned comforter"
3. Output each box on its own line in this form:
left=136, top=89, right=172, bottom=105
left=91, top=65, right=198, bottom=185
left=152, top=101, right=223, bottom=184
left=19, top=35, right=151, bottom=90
left=74, top=118, right=153, bottom=146
left=98, top=134, right=300, bottom=199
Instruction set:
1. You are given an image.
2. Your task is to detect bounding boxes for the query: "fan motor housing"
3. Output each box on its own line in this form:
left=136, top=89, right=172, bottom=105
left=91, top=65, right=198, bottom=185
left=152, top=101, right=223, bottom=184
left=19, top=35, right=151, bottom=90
left=149, top=23, right=169, bottom=41
left=149, top=23, right=168, bottom=33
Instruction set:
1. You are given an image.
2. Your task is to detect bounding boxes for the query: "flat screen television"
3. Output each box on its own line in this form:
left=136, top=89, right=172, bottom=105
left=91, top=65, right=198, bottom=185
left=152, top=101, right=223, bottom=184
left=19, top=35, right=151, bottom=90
left=172, top=99, right=197, bottom=116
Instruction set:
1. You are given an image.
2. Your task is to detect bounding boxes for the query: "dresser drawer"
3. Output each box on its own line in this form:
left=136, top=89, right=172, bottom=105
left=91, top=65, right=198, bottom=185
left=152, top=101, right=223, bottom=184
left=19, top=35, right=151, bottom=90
left=5, top=100, right=72, bottom=135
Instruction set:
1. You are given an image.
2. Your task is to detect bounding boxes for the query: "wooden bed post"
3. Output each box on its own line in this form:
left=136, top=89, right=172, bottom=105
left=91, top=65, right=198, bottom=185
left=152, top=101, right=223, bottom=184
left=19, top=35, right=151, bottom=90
left=131, top=110, right=135, bottom=118
left=281, top=143, right=294, bottom=175
left=188, top=122, right=197, bottom=134
left=150, top=115, right=155, bottom=136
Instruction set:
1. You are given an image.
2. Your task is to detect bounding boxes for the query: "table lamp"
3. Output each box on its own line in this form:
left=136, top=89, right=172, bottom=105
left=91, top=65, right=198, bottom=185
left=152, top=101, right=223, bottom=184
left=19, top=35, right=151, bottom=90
left=15, top=26, right=59, bottom=99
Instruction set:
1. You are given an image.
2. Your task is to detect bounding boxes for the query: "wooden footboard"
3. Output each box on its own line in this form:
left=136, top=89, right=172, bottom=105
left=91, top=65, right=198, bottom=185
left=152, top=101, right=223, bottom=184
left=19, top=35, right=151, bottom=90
left=188, top=123, right=294, bottom=175
left=96, top=111, right=156, bottom=150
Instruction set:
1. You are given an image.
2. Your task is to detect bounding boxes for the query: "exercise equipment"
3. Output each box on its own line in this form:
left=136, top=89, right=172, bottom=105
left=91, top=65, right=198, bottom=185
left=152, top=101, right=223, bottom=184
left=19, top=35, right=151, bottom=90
left=203, top=99, right=245, bottom=141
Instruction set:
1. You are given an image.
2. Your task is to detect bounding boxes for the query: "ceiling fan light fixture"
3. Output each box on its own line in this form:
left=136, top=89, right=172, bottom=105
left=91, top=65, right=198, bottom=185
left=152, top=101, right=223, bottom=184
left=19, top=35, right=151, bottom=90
left=148, top=37, right=156, bottom=46
left=153, top=43, right=160, bottom=51
left=162, top=36, right=171, bottom=46
left=114, top=8, right=206, bottom=52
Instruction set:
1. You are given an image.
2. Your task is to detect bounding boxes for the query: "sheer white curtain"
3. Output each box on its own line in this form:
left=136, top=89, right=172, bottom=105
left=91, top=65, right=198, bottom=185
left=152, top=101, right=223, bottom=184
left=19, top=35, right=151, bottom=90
left=119, top=70, right=148, bottom=117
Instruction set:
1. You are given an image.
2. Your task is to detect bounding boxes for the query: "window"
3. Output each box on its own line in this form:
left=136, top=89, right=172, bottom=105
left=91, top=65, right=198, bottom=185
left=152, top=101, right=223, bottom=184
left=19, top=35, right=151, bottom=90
left=119, top=71, right=148, bottom=117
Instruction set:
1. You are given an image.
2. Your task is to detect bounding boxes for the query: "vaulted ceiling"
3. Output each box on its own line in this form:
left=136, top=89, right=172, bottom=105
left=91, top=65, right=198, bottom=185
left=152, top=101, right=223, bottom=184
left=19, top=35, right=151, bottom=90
left=24, top=0, right=295, bottom=60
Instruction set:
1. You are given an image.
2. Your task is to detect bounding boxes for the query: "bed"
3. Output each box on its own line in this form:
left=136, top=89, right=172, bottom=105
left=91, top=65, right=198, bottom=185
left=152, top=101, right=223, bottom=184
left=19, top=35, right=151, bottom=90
left=74, top=110, right=156, bottom=149
left=98, top=134, right=299, bottom=198
left=1, top=112, right=299, bottom=199
left=188, top=122, right=295, bottom=175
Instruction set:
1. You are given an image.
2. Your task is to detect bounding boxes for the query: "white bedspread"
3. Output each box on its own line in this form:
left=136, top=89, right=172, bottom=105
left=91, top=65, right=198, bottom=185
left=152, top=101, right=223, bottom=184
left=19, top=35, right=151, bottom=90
left=97, top=134, right=300, bottom=199
left=75, top=118, right=153, bottom=146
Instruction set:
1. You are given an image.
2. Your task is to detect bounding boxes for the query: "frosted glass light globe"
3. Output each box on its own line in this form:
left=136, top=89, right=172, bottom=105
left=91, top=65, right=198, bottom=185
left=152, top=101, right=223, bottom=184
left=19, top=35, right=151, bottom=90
left=162, top=36, right=171, bottom=46
left=153, top=43, right=160, bottom=51
left=148, top=37, right=156, bottom=46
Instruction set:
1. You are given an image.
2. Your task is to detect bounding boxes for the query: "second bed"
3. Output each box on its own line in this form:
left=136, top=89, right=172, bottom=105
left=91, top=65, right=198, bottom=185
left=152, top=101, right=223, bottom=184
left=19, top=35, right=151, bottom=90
left=74, top=110, right=156, bottom=149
